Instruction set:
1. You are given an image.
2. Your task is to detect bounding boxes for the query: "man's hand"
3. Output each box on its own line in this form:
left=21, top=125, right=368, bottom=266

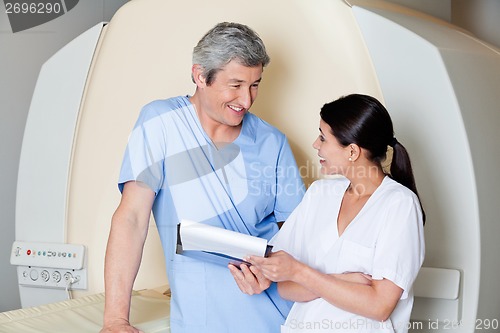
left=100, top=319, right=143, bottom=333
left=228, top=263, right=271, bottom=295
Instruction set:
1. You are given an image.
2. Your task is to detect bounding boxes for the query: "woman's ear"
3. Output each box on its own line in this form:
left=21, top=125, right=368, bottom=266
left=349, top=144, right=361, bottom=162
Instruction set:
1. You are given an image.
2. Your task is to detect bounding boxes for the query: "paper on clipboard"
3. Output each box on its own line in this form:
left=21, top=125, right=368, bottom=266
left=176, top=219, right=272, bottom=266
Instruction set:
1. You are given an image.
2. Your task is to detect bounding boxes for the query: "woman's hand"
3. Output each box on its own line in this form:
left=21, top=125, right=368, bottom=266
left=246, top=250, right=303, bottom=282
left=228, top=263, right=271, bottom=295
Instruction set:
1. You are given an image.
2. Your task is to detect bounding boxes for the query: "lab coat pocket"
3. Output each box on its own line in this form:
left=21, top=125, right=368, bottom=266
left=337, top=239, right=374, bottom=274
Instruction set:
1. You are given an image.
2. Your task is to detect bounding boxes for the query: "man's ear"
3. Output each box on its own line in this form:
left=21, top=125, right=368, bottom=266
left=192, top=64, right=206, bottom=86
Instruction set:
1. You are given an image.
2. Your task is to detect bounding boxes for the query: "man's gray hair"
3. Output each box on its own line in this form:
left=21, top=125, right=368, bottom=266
left=192, top=22, right=270, bottom=85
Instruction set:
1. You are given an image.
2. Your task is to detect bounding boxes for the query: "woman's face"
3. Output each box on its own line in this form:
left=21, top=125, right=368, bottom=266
left=312, top=119, right=351, bottom=176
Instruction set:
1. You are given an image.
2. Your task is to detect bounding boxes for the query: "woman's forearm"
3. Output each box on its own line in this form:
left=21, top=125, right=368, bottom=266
left=292, top=265, right=402, bottom=321
left=278, top=280, right=318, bottom=302
left=277, top=272, right=371, bottom=302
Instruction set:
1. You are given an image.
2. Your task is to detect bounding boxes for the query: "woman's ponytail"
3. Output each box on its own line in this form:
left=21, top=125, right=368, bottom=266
left=390, top=140, right=426, bottom=224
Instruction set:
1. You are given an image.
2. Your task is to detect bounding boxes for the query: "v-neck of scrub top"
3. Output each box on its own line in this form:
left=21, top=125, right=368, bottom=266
left=184, top=95, right=250, bottom=150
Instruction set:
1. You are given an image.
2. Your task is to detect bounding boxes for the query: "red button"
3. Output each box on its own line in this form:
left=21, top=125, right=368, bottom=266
left=27, top=249, right=31, bottom=255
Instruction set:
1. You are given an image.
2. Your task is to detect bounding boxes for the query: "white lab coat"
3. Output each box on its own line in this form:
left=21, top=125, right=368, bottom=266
left=272, top=176, right=425, bottom=333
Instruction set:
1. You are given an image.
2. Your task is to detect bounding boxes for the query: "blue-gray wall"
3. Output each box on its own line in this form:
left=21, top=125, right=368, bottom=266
left=0, top=0, right=128, bottom=312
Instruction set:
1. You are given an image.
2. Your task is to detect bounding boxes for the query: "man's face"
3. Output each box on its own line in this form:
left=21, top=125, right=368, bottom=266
left=196, top=60, right=263, bottom=128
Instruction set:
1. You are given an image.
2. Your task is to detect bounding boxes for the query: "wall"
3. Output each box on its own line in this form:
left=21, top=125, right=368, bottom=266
left=0, top=0, right=498, bottom=312
left=451, top=0, right=500, bottom=48
left=387, top=0, right=451, bottom=21
left=0, top=0, right=128, bottom=312
left=386, top=0, right=500, bottom=49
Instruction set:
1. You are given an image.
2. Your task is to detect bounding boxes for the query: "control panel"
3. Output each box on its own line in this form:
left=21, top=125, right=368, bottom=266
left=10, top=241, right=85, bottom=269
left=16, top=266, right=87, bottom=290
left=11, top=241, right=87, bottom=290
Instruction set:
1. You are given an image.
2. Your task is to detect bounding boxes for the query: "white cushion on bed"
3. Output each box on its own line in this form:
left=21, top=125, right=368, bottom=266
left=0, top=289, right=170, bottom=333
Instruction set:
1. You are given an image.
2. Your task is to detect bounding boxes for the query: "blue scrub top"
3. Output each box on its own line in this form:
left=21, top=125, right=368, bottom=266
left=119, top=96, right=305, bottom=332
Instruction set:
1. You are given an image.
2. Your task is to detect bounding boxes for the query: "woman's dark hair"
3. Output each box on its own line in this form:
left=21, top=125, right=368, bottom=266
left=320, top=94, right=426, bottom=223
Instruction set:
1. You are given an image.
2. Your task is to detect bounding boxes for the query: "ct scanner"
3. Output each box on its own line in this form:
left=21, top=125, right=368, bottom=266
left=4, top=0, right=500, bottom=332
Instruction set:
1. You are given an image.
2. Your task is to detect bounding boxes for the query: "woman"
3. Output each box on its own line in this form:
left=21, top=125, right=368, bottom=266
left=230, top=94, right=425, bottom=332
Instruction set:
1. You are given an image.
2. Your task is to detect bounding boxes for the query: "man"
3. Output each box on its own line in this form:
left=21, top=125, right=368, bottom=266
left=100, top=22, right=305, bottom=333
